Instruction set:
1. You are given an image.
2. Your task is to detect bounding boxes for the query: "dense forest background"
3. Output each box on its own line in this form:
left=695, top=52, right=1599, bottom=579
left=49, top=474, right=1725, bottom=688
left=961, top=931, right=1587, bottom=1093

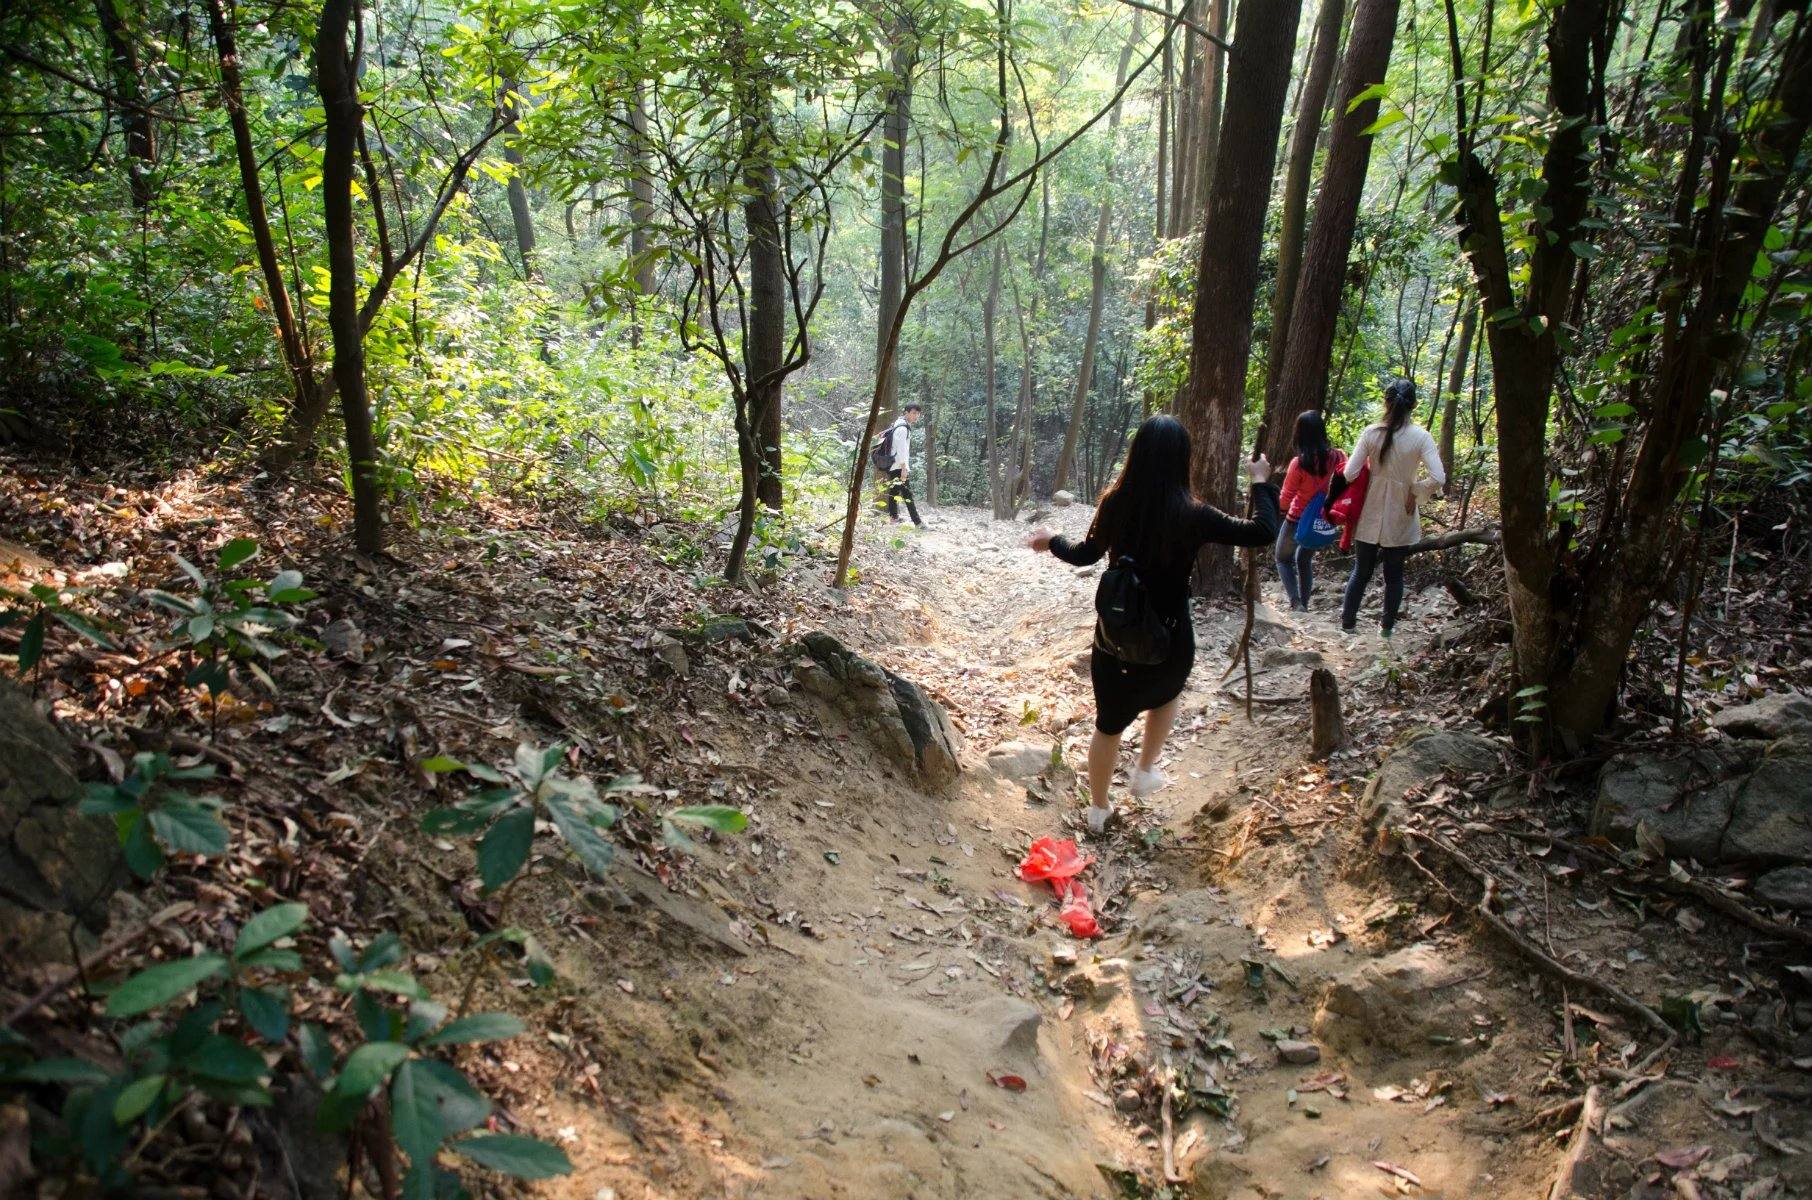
left=3, top=0, right=1811, bottom=739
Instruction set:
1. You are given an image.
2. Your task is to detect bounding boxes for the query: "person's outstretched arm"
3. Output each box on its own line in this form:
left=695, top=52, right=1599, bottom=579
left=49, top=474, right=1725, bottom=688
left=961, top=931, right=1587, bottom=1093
left=1188, top=478, right=1282, bottom=549
left=1040, top=529, right=1107, bottom=566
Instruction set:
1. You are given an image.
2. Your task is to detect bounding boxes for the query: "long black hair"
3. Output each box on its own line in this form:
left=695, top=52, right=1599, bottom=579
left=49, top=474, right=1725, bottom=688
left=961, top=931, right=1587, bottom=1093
left=1377, top=378, right=1418, bottom=464
left=1294, top=409, right=1333, bottom=476
left=1088, top=414, right=1195, bottom=571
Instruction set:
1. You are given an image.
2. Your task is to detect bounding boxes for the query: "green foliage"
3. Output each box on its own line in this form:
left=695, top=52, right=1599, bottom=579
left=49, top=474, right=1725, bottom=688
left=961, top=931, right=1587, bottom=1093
left=79, top=753, right=229, bottom=879
left=1, top=585, right=117, bottom=678
left=143, top=539, right=314, bottom=698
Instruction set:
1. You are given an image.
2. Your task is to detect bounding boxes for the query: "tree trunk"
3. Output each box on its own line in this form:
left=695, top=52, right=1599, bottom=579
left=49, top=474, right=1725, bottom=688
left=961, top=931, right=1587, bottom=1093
left=501, top=81, right=536, bottom=280
left=1190, top=0, right=1229, bottom=222
left=1265, top=0, right=1401, bottom=462
left=1052, top=17, right=1138, bottom=494
left=208, top=0, right=319, bottom=425
left=1175, top=0, right=1303, bottom=591
left=1310, top=668, right=1344, bottom=758
left=982, top=239, right=1005, bottom=516
left=1168, top=3, right=1199, bottom=239
left=1261, top=0, right=1347, bottom=460
left=876, top=18, right=913, bottom=426
left=94, top=0, right=155, bottom=210
left=743, top=94, right=785, bottom=515
left=1439, top=299, right=1475, bottom=478
left=316, top=0, right=383, bottom=553
left=1143, top=28, right=1171, bottom=415
left=626, top=82, right=656, bottom=348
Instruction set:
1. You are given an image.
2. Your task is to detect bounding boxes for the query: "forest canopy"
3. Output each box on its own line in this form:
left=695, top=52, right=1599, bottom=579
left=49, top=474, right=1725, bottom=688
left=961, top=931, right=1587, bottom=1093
left=1, top=0, right=1809, bottom=745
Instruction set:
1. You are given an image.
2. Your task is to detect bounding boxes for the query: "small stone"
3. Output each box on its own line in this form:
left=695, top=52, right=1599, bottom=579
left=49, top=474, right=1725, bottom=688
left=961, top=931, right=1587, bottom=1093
left=1275, top=1039, right=1321, bottom=1065
left=648, top=632, right=690, bottom=678
left=987, top=739, right=1055, bottom=781
left=1052, top=490, right=1076, bottom=508
left=1116, top=1087, right=1144, bottom=1112
left=323, top=617, right=364, bottom=663
left=1050, top=946, right=1078, bottom=968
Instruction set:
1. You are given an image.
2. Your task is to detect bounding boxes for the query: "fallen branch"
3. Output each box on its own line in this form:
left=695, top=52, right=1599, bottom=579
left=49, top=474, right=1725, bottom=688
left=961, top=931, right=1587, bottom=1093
left=1546, top=1085, right=1603, bottom=1200
left=1406, top=526, right=1500, bottom=556
left=1482, top=826, right=1812, bottom=949
left=3, top=902, right=194, bottom=1029
left=1401, top=828, right=1676, bottom=1040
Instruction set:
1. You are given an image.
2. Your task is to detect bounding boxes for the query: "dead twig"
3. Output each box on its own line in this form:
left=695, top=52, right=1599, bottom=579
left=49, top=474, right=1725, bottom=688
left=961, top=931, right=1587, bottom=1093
left=3, top=902, right=194, bottom=1029
left=1546, top=1085, right=1603, bottom=1200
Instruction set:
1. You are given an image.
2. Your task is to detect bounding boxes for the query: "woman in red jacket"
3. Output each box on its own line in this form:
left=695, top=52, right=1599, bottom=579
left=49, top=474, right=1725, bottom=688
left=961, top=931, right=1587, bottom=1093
left=1273, top=410, right=1346, bottom=611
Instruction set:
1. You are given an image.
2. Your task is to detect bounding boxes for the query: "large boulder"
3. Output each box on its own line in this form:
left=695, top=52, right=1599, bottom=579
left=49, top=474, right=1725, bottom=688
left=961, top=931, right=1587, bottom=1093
left=792, top=632, right=961, bottom=787
left=1721, top=737, right=1812, bottom=865
left=0, top=681, right=121, bottom=963
left=1754, top=866, right=1812, bottom=912
left=1361, top=727, right=1504, bottom=831
left=1711, top=691, right=1812, bottom=741
left=1588, top=743, right=1758, bottom=863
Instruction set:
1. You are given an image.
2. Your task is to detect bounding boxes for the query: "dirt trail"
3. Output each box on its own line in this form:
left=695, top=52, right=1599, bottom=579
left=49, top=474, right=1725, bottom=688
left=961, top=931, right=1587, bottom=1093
left=555, top=506, right=1558, bottom=1199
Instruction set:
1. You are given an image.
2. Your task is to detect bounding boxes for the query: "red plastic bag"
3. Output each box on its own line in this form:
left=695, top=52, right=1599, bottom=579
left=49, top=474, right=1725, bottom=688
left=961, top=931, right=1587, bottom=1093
left=1056, top=880, right=1102, bottom=939
left=1016, top=836, right=1095, bottom=884
left=1326, top=462, right=1370, bottom=551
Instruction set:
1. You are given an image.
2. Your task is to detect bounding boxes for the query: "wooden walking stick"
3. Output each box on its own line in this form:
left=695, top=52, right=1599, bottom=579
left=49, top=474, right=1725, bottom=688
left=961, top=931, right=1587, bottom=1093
left=1220, top=421, right=1269, bottom=719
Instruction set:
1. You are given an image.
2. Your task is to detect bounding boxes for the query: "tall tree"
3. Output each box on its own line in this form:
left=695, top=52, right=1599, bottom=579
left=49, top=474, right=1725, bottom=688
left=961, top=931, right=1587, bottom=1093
left=1053, top=15, right=1139, bottom=494
left=93, top=0, right=155, bottom=210
left=1261, top=0, right=1347, bottom=448
left=876, top=10, right=915, bottom=426
left=1174, top=0, right=1302, bottom=587
left=1264, top=0, right=1401, bottom=466
left=1437, top=298, right=1475, bottom=479
left=501, top=81, right=537, bottom=280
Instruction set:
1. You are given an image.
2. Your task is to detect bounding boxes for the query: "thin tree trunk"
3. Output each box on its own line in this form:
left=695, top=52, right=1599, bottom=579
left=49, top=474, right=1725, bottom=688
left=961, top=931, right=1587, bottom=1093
left=317, top=0, right=383, bottom=553
left=743, top=95, right=785, bottom=514
left=208, top=0, right=318, bottom=425
left=1175, top=0, right=1303, bottom=591
left=1261, top=0, right=1347, bottom=458
left=1266, top=0, right=1402, bottom=464
left=1439, top=299, right=1475, bottom=479
left=982, top=239, right=1005, bottom=516
left=1144, top=28, right=1172, bottom=413
left=1053, top=16, right=1138, bottom=494
left=95, top=0, right=155, bottom=210
left=876, top=17, right=913, bottom=425
left=1168, top=3, right=1199, bottom=239
left=1191, top=0, right=1229, bottom=219
left=626, top=82, right=656, bottom=345
left=501, top=81, right=536, bottom=280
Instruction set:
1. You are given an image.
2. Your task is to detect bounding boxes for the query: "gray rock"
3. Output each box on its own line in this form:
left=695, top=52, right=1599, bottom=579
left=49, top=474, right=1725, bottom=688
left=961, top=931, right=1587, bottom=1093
left=322, top=617, right=364, bottom=663
left=648, top=632, right=690, bottom=678
left=1260, top=647, right=1325, bottom=669
left=974, top=995, right=1043, bottom=1063
left=1361, top=727, right=1504, bottom=831
left=1721, top=738, right=1812, bottom=865
left=1052, top=490, right=1076, bottom=508
left=1711, top=692, right=1812, bottom=741
left=1275, top=1039, right=1321, bottom=1065
left=1589, top=744, right=1756, bottom=863
left=666, top=614, right=763, bottom=645
left=0, top=680, right=122, bottom=963
left=1754, top=866, right=1812, bottom=912
left=792, top=632, right=962, bottom=787
left=987, top=739, right=1055, bottom=781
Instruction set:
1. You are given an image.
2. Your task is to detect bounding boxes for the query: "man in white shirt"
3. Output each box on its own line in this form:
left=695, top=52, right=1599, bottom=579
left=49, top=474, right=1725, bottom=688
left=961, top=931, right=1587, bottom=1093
left=882, top=402, right=925, bottom=527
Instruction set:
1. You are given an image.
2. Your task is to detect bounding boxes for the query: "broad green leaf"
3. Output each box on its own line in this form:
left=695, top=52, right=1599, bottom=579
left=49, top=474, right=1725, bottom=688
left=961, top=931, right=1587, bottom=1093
left=148, top=797, right=230, bottom=856
left=106, top=955, right=228, bottom=1017
left=425, top=1013, right=524, bottom=1046
left=1344, top=81, right=1390, bottom=113
left=50, top=608, right=117, bottom=649
left=17, top=612, right=44, bottom=673
left=665, top=805, right=748, bottom=834
left=239, top=986, right=291, bottom=1042
left=331, top=1041, right=411, bottom=1103
left=418, top=754, right=465, bottom=774
left=391, top=1059, right=490, bottom=1165
left=112, top=1073, right=166, bottom=1124
left=6, top=1057, right=110, bottom=1085
left=453, top=1133, right=573, bottom=1179
left=543, top=792, right=615, bottom=877
left=235, top=902, right=309, bottom=959
left=182, top=1034, right=268, bottom=1084
left=478, top=806, right=535, bottom=893
left=1360, top=109, right=1406, bottom=136
left=122, top=811, right=166, bottom=878
left=297, top=1022, right=335, bottom=1079
left=218, top=538, right=260, bottom=570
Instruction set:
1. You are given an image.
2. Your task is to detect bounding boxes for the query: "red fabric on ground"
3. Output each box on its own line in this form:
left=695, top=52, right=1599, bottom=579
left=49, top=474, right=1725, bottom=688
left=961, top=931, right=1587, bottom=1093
left=1015, top=836, right=1094, bottom=884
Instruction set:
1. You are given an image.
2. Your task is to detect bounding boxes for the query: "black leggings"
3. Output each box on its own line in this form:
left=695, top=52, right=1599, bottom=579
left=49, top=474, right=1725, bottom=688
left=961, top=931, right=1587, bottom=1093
left=882, top=475, right=923, bottom=525
left=1340, top=541, right=1408, bottom=631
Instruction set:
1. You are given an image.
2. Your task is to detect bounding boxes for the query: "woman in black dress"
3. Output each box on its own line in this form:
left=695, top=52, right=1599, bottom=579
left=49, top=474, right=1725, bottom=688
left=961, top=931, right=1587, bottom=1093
left=1028, top=415, right=1279, bottom=832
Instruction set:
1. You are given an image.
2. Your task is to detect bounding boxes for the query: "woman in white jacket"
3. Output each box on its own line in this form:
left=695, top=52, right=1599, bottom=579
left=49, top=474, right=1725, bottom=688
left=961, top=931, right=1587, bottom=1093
left=1337, top=379, right=1445, bottom=637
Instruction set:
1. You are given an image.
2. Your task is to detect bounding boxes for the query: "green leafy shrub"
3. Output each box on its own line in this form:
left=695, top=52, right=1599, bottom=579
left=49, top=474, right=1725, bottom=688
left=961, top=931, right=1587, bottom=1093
left=80, top=753, right=229, bottom=878
left=144, top=537, right=315, bottom=697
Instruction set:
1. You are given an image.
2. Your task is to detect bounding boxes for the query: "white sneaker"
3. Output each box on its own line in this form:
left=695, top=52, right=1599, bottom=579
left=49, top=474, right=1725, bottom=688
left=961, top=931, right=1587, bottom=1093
left=1085, top=805, right=1112, bottom=834
left=1129, top=767, right=1170, bottom=798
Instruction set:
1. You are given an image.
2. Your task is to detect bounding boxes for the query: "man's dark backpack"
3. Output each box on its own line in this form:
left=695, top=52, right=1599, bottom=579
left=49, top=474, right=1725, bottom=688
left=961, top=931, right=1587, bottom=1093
left=869, top=419, right=906, bottom=476
left=1094, top=556, right=1172, bottom=666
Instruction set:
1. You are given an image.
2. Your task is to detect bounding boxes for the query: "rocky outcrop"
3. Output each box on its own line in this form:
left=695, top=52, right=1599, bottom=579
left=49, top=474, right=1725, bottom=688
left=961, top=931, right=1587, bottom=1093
left=1590, top=735, right=1812, bottom=869
left=791, top=632, right=962, bottom=787
left=0, top=681, right=121, bottom=963
left=1710, top=692, right=1812, bottom=741
left=1361, top=727, right=1504, bottom=831
left=1754, top=866, right=1812, bottom=912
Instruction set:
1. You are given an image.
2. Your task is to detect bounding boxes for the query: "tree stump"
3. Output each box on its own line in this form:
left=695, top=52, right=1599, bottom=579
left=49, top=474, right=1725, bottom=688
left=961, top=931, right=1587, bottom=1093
left=1310, top=668, right=1345, bottom=758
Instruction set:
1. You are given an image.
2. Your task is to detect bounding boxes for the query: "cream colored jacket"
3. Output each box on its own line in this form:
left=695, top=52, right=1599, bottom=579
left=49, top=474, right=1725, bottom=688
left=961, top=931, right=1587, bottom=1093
left=1342, top=422, right=1446, bottom=548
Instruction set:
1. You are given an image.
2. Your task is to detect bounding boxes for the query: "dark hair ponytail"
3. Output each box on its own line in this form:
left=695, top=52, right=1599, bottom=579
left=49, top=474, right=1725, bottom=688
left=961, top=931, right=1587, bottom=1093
left=1293, top=409, right=1332, bottom=477
left=1378, top=378, right=1417, bottom=464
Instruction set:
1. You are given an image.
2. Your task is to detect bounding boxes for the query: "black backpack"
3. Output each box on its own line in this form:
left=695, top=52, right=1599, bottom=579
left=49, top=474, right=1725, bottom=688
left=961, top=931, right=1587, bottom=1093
left=870, top=419, right=906, bottom=475
left=1094, top=556, right=1173, bottom=666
